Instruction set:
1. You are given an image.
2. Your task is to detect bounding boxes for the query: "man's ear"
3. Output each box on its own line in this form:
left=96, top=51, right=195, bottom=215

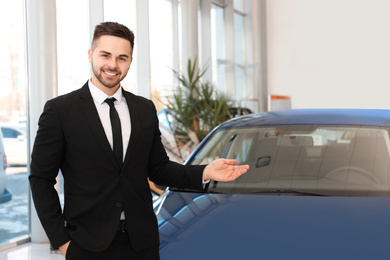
left=88, top=49, right=93, bottom=63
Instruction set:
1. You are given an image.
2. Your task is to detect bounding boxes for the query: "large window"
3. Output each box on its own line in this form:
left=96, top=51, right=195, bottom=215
left=208, top=0, right=254, bottom=111
left=56, top=0, right=90, bottom=95
left=149, top=0, right=175, bottom=112
left=234, top=12, right=246, bottom=103
left=211, top=3, right=226, bottom=94
left=0, top=0, right=29, bottom=245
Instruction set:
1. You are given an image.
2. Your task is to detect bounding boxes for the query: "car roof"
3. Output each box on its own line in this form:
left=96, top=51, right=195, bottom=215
left=0, top=123, right=26, bottom=131
left=219, top=109, right=390, bottom=128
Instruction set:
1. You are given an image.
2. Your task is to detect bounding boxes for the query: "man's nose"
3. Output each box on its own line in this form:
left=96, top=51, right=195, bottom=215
left=107, top=58, right=118, bottom=69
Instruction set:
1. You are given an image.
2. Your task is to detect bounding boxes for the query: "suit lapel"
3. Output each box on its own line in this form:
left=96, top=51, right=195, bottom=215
left=122, top=90, right=141, bottom=169
left=79, top=83, right=119, bottom=169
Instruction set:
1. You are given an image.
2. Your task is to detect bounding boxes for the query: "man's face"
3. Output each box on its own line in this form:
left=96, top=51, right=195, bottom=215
left=88, top=35, right=133, bottom=93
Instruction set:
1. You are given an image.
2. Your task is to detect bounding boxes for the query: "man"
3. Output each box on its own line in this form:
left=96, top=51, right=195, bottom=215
left=29, top=22, right=249, bottom=260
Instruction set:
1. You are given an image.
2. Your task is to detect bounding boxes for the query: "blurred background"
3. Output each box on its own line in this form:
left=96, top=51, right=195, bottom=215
left=1, top=0, right=390, bottom=252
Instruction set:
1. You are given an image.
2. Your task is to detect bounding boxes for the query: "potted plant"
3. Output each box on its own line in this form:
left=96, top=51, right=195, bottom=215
left=166, top=58, right=245, bottom=151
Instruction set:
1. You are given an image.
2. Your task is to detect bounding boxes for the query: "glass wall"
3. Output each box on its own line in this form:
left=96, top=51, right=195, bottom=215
left=149, top=0, right=175, bottom=112
left=0, top=0, right=29, bottom=245
left=234, top=11, right=246, bottom=104
left=56, top=0, right=90, bottom=95
left=211, top=3, right=225, bottom=93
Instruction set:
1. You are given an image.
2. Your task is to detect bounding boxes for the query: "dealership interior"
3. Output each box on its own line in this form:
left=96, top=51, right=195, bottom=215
left=3, top=0, right=390, bottom=259
left=0, top=0, right=265, bottom=259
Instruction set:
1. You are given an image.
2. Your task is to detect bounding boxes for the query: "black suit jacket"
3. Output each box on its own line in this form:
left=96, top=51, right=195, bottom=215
left=29, top=82, right=205, bottom=252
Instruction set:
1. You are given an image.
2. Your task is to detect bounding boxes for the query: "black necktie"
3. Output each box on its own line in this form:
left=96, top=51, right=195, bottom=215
left=105, top=98, right=123, bottom=167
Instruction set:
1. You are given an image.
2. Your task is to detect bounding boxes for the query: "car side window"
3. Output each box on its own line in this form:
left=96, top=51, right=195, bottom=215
left=1, top=128, right=20, bottom=139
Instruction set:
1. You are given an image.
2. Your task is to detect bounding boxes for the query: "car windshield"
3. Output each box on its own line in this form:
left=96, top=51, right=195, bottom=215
left=186, top=125, right=390, bottom=197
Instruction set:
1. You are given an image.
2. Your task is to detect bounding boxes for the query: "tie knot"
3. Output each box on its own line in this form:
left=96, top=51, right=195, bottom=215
left=105, top=98, right=117, bottom=107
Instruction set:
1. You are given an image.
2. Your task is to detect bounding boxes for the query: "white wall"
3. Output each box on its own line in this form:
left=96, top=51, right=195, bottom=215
left=266, top=0, right=390, bottom=109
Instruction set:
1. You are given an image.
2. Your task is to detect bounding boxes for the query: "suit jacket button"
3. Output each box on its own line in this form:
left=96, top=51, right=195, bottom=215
left=116, top=202, right=122, bottom=208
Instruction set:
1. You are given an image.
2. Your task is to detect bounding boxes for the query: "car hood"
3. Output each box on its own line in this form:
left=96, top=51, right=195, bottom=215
left=156, top=191, right=390, bottom=260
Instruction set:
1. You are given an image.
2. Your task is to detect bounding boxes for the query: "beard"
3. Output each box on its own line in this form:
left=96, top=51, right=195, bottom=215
left=92, top=66, right=124, bottom=89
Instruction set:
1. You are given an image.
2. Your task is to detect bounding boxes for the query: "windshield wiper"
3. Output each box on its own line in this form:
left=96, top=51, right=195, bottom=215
left=248, top=189, right=326, bottom=196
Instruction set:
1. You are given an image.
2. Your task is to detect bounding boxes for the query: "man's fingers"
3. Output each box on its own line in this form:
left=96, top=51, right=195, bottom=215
left=222, top=159, right=238, bottom=165
left=236, top=165, right=249, bottom=174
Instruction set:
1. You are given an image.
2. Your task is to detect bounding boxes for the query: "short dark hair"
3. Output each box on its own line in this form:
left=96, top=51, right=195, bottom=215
left=92, top=21, right=135, bottom=50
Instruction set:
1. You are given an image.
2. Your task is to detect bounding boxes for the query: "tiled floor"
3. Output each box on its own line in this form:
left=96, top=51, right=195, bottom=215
left=0, top=243, right=63, bottom=260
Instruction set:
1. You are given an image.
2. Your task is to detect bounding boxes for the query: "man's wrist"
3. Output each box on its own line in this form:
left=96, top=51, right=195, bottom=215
left=202, top=165, right=210, bottom=182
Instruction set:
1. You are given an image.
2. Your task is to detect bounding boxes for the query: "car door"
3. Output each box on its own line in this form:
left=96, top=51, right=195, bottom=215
left=0, top=126, right=27, bottom=166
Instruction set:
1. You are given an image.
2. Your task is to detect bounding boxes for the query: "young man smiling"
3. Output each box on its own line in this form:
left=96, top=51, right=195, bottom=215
left=29, top=22, right=248, bottom=260
left=88, top=34, right=132, bottom=94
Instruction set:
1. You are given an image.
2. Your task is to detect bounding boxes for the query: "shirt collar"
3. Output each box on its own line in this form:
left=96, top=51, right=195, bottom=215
left=88, top=79, right=123, bottom=105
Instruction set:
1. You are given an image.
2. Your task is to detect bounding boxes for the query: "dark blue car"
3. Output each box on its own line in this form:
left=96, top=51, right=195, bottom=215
left=154, top=109, right=390, bottom=259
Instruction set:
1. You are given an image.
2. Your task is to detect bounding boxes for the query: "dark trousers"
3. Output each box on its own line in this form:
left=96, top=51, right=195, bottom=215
left=65, top=230, right=160, bottom=260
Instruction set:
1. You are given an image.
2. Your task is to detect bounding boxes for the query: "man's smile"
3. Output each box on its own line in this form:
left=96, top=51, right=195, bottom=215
left=103, top=70, right=119, bottom=76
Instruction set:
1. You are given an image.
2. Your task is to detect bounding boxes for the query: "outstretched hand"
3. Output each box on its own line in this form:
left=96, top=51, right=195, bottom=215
left=203, top=159, right=249, bottom=182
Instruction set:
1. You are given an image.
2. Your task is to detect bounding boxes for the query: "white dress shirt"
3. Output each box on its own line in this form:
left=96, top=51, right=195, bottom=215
left=88, top=80, right=131, bottom=160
